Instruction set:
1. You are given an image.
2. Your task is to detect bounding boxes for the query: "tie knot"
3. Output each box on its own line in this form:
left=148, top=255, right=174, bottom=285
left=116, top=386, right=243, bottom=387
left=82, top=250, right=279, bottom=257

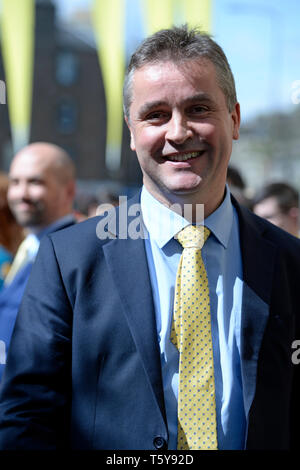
left=176, top=225, right=210, bottom=249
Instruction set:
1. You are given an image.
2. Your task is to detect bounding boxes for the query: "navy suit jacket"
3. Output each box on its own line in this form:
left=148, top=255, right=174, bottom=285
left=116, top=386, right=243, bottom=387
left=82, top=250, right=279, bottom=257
left=0, top=194, right=299, bottom=450
left=0, top=217, right=76, bottom=380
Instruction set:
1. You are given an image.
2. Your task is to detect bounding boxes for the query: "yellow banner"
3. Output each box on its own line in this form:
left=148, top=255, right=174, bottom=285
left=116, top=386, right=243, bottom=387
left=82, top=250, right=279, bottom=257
left=1, top=0, right=35, bottom=152
left=144, top=0, right=175, bottom=35
left=182, top=0, right=212, bottom=32
left=92, top=0, right=125, bottom=172
left=144, top=0, right=212, bottom=35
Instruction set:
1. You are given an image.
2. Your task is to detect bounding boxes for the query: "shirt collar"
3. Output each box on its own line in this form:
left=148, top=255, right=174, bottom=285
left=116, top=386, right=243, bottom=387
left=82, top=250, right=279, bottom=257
left=141, top=185, right=233, bottom=249
left=204, top=185, right=233, bottom=249
left=21, top=233, right=40, bottom=260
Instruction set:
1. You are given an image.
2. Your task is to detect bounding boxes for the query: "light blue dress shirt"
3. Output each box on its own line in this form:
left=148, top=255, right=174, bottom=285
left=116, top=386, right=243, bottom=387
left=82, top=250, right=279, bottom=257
left=141, top=185, right=246, bottom=450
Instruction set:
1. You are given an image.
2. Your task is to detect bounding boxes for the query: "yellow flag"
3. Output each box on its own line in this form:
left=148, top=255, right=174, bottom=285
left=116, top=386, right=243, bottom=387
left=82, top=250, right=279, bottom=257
left=92, top=0, right=125, bottom=172
left=144, top=0, right=175, bottom=35
left=144, top=0, right=212, bottom=36
left=1, top=0, right=35, bottom=152
left=182, top=0, right=212, bottom=32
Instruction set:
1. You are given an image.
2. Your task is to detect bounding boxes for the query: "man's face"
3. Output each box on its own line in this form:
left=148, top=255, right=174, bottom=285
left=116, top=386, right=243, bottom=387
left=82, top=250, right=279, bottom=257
left=253, top=196, right=297, bottom=235
left=8, top=151, right=68, bottom=229
left=126, top=59, right=240, bottom=214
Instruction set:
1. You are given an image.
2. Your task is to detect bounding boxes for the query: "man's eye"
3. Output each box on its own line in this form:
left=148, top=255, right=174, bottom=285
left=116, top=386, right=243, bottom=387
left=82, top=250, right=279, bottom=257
left=146, top=111, right=168, bottom=121
left=189, top=105, right=208, bottom=114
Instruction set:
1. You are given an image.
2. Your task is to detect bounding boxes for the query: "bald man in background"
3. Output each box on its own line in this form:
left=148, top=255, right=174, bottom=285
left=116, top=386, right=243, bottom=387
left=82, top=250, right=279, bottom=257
left=0, top=142, right=76, bottom=379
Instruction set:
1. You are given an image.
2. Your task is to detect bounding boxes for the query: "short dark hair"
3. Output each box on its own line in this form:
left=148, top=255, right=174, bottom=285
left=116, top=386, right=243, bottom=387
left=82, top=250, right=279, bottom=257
left=123, top=24, right=237, bottom=119
left=227, top=165, right=246, bottom=190
left=253, top=182, right=299, bottom=213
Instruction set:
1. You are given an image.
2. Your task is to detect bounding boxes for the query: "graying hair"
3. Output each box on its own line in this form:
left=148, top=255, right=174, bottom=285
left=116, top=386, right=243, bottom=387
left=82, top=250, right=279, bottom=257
left=123, top=24, right=237, bottom=119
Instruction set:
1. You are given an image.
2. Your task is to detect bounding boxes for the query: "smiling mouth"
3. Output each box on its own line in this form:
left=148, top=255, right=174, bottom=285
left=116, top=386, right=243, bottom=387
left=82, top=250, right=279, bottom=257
left=164, top=151, right=205, bottom=162
left=15, top=202, right=36, bottom=211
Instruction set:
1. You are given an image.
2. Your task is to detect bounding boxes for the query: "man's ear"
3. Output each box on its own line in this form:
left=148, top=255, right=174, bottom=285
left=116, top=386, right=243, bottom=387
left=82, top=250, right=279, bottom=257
left=67, top=180, right=76, bottom=203
left=231, top=102, right=241, bottom=140
left=289, top=206, right=299, bottom=221
left=125, top=116, right=136, bottom=151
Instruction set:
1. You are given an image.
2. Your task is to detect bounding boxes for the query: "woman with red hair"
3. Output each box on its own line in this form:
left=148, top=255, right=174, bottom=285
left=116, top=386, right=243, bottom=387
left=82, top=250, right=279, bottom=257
left=0, top=172, right=24, bottom=289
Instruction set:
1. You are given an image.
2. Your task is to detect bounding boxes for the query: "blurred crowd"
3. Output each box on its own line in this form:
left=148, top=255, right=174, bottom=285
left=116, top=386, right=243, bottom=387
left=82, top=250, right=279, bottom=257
left=0, top=172, right=24, bottom=289
left=227, top=164, right=299, bottom=238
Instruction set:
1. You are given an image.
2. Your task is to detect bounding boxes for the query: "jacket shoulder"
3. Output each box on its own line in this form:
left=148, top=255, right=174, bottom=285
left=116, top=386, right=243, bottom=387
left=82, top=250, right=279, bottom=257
left=47, top=191, right=142, bottom=252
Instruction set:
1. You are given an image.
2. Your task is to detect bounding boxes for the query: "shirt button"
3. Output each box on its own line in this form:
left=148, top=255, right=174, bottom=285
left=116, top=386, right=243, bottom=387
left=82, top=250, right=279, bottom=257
left=153, top=436, right=167, bottom=449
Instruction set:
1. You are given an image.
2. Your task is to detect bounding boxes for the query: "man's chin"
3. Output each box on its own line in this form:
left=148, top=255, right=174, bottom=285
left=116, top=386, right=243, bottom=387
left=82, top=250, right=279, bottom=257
left=168, top=184, right=202, bottom=195
left=165, top=178, right=204, bottom=197
left=15, top=215, right=40, bottom=228
left=144, top=174, right=205, bottom=204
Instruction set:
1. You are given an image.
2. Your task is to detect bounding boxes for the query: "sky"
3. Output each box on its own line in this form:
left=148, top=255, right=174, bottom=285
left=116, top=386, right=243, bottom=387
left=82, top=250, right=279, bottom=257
left=54, top=0, right=300, bottom=123
left=213, top=0, right=300, bottom=121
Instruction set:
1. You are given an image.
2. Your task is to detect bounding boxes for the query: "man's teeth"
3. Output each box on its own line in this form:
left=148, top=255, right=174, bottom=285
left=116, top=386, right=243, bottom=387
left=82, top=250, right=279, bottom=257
left=167, top=151, right=200, bottom=162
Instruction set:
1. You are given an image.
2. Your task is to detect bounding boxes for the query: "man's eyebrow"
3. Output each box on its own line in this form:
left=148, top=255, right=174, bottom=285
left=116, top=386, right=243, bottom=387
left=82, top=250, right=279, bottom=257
left=9, top=175, right=44, bottom=182
left=137, top=100, right=167, bottom=117
left=182, top=92, right=214, bottom=105
left=137, top=93, right=215, bottom=117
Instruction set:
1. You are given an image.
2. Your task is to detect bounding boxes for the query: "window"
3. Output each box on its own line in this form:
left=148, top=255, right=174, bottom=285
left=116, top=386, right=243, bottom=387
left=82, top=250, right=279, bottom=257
left=56, top=99, right=78, bottom=134
left=56, top=51, right=79, bottom=86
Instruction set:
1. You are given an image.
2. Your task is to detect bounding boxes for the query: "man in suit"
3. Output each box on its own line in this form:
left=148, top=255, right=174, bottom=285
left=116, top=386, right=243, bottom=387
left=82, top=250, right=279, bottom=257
left=0, top=142, right=76, bottom=378
left=0, top=26, right=299, bottom=450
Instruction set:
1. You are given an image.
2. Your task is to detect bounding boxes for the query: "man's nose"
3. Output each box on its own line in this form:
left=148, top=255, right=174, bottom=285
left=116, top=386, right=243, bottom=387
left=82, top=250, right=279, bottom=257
left=14, top=182, right=30, bottom=199
left=165, top=113, right=193, bottom=144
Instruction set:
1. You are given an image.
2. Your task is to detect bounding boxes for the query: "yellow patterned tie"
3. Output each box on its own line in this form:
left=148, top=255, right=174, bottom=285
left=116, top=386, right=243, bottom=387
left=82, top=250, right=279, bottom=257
left=4, top=238, right=29, bottom=285
left=171, top=225, right=218, bottom=450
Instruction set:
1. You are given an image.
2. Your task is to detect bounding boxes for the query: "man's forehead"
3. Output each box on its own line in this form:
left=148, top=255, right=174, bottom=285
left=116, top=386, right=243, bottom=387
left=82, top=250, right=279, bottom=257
left=130, top=58, right=218, bottom=101
left=130, top=58, right=220, bottom=110
left=10, top=152, right=55, bottom=177
left=255, top=197, right=280, bottom=216
left=133, top=57, right=215, bottom=79
left=258, top=197, right=279, bottom=209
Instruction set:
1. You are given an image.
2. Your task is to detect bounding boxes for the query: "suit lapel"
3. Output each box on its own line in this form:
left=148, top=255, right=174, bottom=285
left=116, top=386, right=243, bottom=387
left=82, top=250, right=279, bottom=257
left=235, top=202, right=278, bottom=418
left=102, top=196, right=167, bottom=425
left=101, top=195, right=278, bottom=433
